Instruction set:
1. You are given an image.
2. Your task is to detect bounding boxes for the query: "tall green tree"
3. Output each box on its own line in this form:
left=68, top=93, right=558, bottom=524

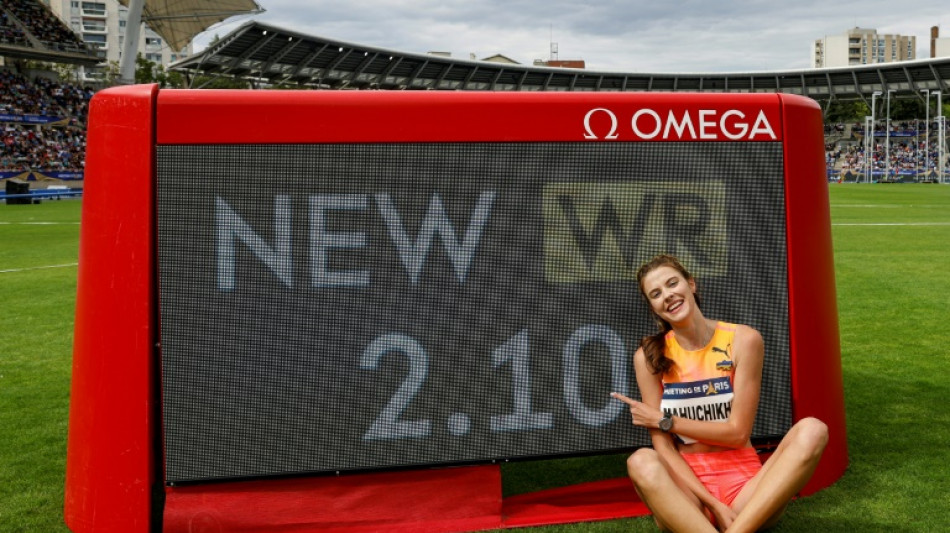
left=134, top=54, right=185, bottom=88
left=825, top=100, right=868, bottom=123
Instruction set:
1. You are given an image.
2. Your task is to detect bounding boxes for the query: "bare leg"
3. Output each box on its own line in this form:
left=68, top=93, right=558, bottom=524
left=727, top=417, right=829, bottom=533
left=626, top=448, right=717, bottom=533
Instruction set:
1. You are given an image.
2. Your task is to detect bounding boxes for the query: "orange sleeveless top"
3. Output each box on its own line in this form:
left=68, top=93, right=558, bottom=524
left=659, top=322, right=737, bottom=444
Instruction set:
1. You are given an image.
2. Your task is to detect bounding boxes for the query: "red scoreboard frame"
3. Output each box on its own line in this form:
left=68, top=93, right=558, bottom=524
left=65, top=85, right=847, bottom=532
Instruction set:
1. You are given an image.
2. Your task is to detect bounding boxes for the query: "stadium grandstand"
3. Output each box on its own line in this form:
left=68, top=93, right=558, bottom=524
left=173, top=21, right=950, bottom=108
left=3, top=12, right=950, bottom=198
left=825, top=121, right=949, bottom=182
left=169, top=20, right=950, bottom=182
left=0, top=0, right=98, bottom=66
left=0, top=0, right=98, bottom=198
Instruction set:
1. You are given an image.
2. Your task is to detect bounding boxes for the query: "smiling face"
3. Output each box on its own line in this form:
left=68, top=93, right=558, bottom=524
left=638, top=263, right=699, bottom=326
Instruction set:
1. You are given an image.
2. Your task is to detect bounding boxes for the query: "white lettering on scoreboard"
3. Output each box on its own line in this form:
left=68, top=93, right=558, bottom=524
left=215, top=192, right=496, bottom=290
left=583, top=107, right=777, bottom=141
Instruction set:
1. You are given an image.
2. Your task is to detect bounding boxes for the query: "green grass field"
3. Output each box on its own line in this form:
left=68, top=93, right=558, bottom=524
left=2, top=185, right=949, bottom=532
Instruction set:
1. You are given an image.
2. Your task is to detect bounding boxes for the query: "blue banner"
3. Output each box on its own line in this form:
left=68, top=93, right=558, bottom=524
left=0, top=170, right=83, bottom=181
left=853, top=130, right=921, bottom=138
left=0, top=113, right=69, bottom=125
left=884, top=131, right=918, bottom=138
left=35, top=170, right=84, bottom=180
left=827, top=167, right=942, bottom=180
left=0, top=170, right=32, bottom=180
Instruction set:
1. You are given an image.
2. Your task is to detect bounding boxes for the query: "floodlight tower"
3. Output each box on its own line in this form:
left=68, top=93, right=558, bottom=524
left=935, top=91, right=945, bottom=183
left=870, top=91, right=883, bottom=182
left=885, top=89, right=896, bottom=180
left=864, top=114, right=872, bottom=181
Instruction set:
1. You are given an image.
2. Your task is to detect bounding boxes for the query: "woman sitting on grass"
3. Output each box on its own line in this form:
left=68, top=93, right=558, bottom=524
left=611, top=254, right=828, bottom=532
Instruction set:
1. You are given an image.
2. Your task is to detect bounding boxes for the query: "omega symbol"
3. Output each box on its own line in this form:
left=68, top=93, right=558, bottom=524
left=583, top=108, right=619, bottom=140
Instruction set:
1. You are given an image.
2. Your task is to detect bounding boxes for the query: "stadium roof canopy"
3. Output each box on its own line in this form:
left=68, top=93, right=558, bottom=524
left=0, top=42, right=100, bottom=67
left=117, top=0, right=264, bottom=52
left=172, top=20, right=950, bottom=109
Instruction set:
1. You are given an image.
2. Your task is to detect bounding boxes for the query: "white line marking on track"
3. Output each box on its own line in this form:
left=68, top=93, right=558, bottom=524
left=0, top=221, right=80, bottom=225
left=0, top=263, right=78, bottom=274
left=832, top=222, right=950, bottom=226
left=831, top=204, right=944, bottom=208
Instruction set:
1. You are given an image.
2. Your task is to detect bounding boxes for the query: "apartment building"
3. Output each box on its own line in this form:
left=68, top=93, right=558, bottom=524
left=930, top=26, right=950, bottom=58
left=44, top=0, right=192, bottom=82
left=814, top=27, right=915, bottom=68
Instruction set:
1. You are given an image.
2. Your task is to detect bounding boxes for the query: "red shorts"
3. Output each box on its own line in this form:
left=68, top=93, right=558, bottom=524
left=682, top=447, right=762, bottom=506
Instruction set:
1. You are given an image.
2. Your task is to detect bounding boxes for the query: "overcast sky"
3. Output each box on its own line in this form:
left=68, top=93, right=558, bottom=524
left=194, top=1, right=950, bottom=73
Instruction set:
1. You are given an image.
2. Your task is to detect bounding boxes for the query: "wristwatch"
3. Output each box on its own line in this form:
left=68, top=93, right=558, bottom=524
left=658, top=414, right=674, bottom=433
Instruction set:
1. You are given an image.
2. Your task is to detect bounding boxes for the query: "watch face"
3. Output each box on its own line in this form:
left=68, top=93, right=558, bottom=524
left=659, top=416, right=673, bottom=432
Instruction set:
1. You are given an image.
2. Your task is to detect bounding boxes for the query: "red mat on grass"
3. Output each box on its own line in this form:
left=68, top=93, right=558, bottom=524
left=503, top=476, right=648, bottom=528
left=164, top=465, right=648, bottom=532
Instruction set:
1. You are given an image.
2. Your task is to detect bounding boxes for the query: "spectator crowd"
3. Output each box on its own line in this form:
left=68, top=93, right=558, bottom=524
left=826, top=120, right=950, bottom=179
left=1, top=11, right=26, bottom=47
left=0, top=66, right=948, bottom=180
left=0, top=70, right=92, bottom=173
left=0, top=0, right=86, bottom=51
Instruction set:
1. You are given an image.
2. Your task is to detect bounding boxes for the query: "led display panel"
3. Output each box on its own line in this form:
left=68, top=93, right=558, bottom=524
left=157, top=141, right=791, bottom=483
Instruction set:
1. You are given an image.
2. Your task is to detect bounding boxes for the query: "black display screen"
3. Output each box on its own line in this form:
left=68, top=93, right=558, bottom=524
left=157, top=142, right=791, bottom=483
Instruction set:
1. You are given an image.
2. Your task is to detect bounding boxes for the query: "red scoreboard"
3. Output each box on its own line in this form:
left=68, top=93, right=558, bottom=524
left=65, top=86, right=847, bottom=532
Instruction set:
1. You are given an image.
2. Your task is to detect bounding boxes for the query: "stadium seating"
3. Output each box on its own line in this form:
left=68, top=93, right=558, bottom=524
left=0, top=59, right=946, bottom=181
left=0, top=11, right=28, bottom=48
left=0, top=70, right=91, bottom=173
left=0, top=0, right=86, bottom=52
left=826, top=121, right=950, bottom=181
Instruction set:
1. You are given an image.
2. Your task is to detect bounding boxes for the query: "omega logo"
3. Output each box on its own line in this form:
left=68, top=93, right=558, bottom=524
left=583, top=107, right=776, bottom=141
left=583, top=108, right=619, bottom=140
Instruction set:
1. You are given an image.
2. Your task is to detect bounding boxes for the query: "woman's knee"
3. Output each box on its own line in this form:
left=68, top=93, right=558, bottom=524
left=626, top=448, right=665, bottom=484
left=792, top=417, right=829, bottom=457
